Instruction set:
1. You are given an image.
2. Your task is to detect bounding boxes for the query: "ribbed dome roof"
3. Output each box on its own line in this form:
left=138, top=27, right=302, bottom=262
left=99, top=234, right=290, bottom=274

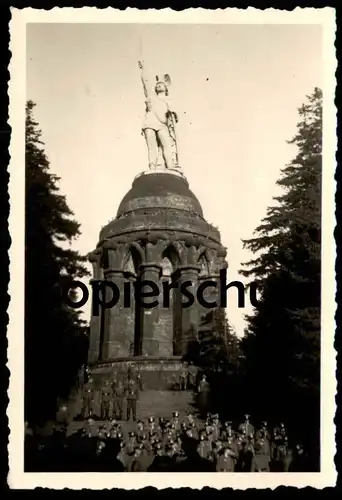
left=116, top=172, right=203, bottom=218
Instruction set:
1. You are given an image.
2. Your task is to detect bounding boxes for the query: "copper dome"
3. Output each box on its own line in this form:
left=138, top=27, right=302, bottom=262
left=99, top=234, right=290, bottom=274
left=116, top=172, right=203, bottom=218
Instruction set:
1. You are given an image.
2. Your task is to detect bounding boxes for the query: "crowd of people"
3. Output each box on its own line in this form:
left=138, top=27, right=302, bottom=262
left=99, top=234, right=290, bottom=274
left=25, top=364, right=315, bottom=472
left=25, top=412, right=312, bottom=472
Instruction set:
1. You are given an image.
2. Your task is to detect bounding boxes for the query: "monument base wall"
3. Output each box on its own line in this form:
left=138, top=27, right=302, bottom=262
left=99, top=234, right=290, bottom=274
left=89, top=356, right=189, bottom=391
left=67, top=357, right=198, bottom=424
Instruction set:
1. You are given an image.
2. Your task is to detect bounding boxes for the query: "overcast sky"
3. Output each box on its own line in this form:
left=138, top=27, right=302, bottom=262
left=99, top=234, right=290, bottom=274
left=26, top=22, right=322, bottom=336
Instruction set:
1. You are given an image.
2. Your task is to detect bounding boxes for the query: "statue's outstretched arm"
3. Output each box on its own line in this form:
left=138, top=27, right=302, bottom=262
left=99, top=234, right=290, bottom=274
left=138, top=60, right=149, bottom=99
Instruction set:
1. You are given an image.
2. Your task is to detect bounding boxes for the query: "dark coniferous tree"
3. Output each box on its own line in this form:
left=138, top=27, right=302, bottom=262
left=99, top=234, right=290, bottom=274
left=240, top=88, right=322, bottom=457
left=25, top=100, right=90, bottom=425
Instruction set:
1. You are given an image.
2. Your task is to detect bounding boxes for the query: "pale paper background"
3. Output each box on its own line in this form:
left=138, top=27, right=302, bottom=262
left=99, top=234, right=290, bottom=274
left=8, top=7, right=336, bottom=489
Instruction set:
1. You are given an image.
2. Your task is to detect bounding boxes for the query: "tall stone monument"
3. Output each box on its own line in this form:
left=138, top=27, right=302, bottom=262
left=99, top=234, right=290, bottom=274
left=86, top=61, right=227, bottom=418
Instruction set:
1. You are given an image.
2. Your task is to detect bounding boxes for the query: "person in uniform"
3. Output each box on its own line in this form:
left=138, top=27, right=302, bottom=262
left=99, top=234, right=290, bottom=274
left=255, top=421, right=271, bottom=459
left=116, top=441, right=127, bottom=470
left=238, top=414, right=254, bottom=439
left=126, top=447, right=137, bottom=472
left=170, top=423, right=177, bottom=440
left=197, top=374, right=210, bottom=417
left=216, top=447, right=236, bottom=472
left=211, top=414, right=221, bottom=441
left=83, top=417, right=97, bottom=439
left=136, top=420, right=145, bottom=439
left=189, top=420, right=199, bottom=440
left=187, top=361, right=197, bottom=389
left=146, top=443, right=167, bottom=472
left=283, top=446, right=293, bottom=472
left=197, top=431, right=212, bottom=460
left=260, top=434, right=271, bottom=460
left=211, top=440, right=223, bottom=464
left=256, top=421, right=270, bottom=440
left=126, top=431, right=137, bottom=454
left=112, top=379, right=125, bottom=420
left=82, top=379, right=95, bottom=420
left=179, top=370, right=188, bottom=391
left=271, top=426, right=284, bottom=462
left=251, top=440, right=271, bottom=472
left=186, top=412, right=195, bottom=427
left=140, top=432, right=152, bottom=451
left=171, top=440, right=182, bottom=462
left=136, top=371, right=143, bottom=392
left=279, top=422, right=287, bottom=437
left=171, top=411, right=181, bottom=432
left=125, top=378, right=138, bottom=422
left=159, top=417, right=166, bottom=432
left=180, top=421, right=188, bottom=437
left=240, top=435, right=255, bottom=472
left=226, top=436, right=239, bottom=459
left=95, top=438, right=106, bottom=459
left=100, top=380, right=112, bottom=421
left=161, top=427, right=171, bottom=448
left=140, top=436, right=155, bottom=469
left=130, top=447, right=145, bottom=472
left=147, top=416, right=158, bottom=437
left=221, top=421, right=235, bottom=441
left=272, top=442, right=289, bottom=472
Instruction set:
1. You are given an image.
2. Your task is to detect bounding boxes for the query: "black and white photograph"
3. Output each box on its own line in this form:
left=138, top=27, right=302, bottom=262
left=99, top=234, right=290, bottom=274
left=8, top=7, right=336, bottom=489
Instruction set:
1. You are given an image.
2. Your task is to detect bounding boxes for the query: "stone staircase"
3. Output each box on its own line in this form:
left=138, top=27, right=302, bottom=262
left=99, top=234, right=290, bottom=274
left=137, top=390, right=196, bottom=420
left=66, top=389, right=200, bottom=436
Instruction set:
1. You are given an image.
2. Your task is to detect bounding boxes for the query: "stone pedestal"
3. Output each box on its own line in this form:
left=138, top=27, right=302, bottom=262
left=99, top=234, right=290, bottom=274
left=84, top=171, right=227, bottom=412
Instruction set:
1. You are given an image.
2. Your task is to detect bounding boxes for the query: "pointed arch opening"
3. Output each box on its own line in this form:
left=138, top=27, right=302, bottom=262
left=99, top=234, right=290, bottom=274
left=123, top=246, right=143, bottom=356
left=123, top=244, right=142, bottom=277
left=160, top=245, right=181, bottom=356
left=198, top=252, right=210, bottom=277
left=161, top=256, right=173, bottom=278
left=124, top=253, right=136, bottom=275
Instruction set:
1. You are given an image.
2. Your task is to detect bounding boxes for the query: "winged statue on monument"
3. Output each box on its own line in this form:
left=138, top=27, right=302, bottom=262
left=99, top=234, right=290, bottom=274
left=138, top=60, right=181, bottom=171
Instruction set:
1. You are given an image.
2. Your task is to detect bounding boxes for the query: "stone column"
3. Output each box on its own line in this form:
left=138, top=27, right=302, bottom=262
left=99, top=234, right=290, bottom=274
left=101, top=266, right=126, bottom=360
left=125, top=272, right=137, bottom=357
left=158, top=273, right=174, bottom=357
left=138, top=262, right=162, bottom=357
left=177, top=265, right=200, bottom=356
left=88, top=252, right=103, bottom=364
left=99, top=242, right=138, bottom=360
